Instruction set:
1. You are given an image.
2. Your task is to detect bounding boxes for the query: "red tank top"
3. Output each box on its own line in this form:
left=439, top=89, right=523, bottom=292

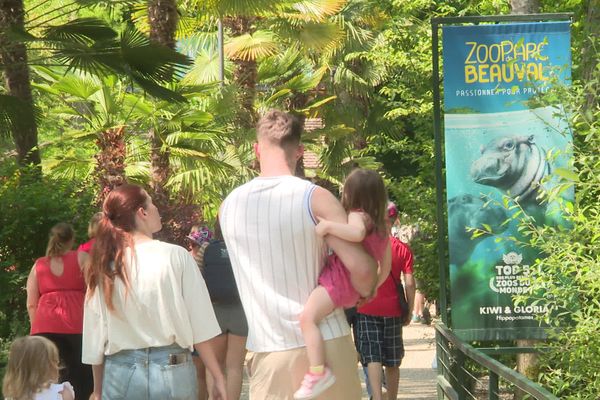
left=30, top=251, right=86, bottom=335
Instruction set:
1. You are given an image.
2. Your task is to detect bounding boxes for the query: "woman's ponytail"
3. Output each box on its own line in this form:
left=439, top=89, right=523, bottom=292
left=86, top=185, right=147, bottom=310
left=45, top=223, right=74, bottom=257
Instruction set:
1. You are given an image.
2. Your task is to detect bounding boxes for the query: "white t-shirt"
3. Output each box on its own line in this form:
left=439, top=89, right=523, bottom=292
left=82, top=240, right=221, bottom=365
left=220, top=176, right=350, bottom=352
left=35, top=382, right=73, bottom=400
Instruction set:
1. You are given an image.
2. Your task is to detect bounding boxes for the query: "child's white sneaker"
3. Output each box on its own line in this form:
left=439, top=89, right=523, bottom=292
left=293, top=367, right=336, bottom=399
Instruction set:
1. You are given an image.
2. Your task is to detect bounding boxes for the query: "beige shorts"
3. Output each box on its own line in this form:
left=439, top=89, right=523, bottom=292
left=247, top=335, right=362, bottom=400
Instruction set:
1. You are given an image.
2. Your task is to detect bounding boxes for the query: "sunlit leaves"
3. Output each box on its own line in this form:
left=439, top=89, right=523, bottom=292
left=224, top=30, right=279, bottom=61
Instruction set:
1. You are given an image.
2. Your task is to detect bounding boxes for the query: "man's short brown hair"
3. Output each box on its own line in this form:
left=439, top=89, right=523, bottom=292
left=256, top=109, right=302, bottom=149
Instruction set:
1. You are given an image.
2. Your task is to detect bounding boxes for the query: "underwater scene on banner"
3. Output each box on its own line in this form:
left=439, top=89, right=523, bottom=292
left=442, top=22, right=573, bottom=340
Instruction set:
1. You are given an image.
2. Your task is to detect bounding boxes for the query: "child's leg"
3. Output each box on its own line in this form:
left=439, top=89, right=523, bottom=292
left=299, top=286, right=336, bottom=370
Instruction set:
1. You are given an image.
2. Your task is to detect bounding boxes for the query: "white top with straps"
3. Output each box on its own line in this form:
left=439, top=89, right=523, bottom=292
left=34, top=382, right=73, bottom=400
left=220, top=176, right=349, bottom=352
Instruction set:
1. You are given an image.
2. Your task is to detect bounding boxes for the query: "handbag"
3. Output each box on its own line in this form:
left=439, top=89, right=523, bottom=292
left=391, top=272, right=410, bottom=323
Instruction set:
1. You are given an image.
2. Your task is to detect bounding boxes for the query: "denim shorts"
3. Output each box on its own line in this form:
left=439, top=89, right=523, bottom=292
left=102, top=344, right=197, bottom=400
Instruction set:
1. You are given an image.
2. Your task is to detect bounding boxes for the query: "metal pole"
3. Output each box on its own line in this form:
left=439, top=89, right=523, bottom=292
left=489, top=371, right=499, bottom=400
left=431, top=20, right=449, bottom=325
left=218, top=19, right=225, bottom=86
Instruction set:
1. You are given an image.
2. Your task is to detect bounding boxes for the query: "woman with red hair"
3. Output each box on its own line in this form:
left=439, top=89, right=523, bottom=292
left=82, top=184, right=226, bottom=400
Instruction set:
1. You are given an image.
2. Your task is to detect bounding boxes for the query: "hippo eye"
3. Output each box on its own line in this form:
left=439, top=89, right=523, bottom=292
left=502, top=140, right=515, bottom=151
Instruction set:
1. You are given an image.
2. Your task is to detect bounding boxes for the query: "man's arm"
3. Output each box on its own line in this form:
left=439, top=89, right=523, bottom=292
left=311, top=186, right=377, bottom=297
left=375, top=241, right=392, bottom=289
left=400, top=243, right=416, bottom=326
left=403, top=273, right=416, bottom=326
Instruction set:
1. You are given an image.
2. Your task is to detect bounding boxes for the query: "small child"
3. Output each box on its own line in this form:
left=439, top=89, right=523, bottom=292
left=187, top=225, right=213, bottom=269
left=2, top=335, right=75, bottom=400
left=294, top=168, right=392, bottom=399
left=78, top=212, right=103, bottom=253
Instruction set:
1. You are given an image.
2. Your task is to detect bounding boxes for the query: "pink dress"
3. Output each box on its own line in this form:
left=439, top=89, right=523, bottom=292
left=318, top=230, right=388, bottom=308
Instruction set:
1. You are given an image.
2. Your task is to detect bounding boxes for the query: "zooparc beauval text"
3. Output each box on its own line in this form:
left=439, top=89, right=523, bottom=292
left=463, top=38, right=549, bottom=84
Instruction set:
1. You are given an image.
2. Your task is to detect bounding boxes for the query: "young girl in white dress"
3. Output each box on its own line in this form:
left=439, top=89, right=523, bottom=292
left=2, top=335, right=75, bottom=400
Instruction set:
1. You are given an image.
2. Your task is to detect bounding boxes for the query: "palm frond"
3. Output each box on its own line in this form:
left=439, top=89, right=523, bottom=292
left=197, top=0, right=289, bottom=17
left=274, top=21, right=345, bottom=55
left=279, top=66, right=326, bottom=92
left=182, top=50, right=223, bottom=84
left=0, top=95, right=39, bottom=138
left=27, top=22, right=191, bottom=102
left=224, top=30, right=280, bottom=61
left=124, top=160, right=151, bottom=180
left=178, top=31, right=219, bottom=57
left=298, top=95, right=337, bottom=114
left=42, top=149, right=95, bottom=181
left=52, top=75, right=101, bottom=99
left=333, top=64, right=369, bottom=92
left=288, top=0, right=347, bottom=21
left=41, top=18, right=117, bottom=45
left=257, top=46, right=305, bottom=82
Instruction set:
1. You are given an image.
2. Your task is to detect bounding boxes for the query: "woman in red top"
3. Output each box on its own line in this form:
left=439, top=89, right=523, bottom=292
left=26, top=222, right=93, bottom=399
left=78, top=212, right=102, bottom=253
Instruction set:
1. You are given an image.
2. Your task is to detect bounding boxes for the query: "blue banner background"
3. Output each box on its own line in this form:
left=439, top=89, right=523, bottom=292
left=442, top=22, right=572, bottom=341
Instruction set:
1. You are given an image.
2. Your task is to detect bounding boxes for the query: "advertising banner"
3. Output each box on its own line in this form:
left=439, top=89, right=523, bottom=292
left=442, top=22, right=572, bottom=341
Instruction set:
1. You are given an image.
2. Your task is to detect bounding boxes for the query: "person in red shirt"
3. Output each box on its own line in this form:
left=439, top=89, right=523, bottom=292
left=77, top=212, right=102, bottom=253
left=26, top=222, right=93, bottom=399
left=356, top=202, right=416, bottom=400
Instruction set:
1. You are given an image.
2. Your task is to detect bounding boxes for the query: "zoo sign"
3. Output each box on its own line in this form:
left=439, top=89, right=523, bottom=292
left=442, top=21, right=573, bottom=341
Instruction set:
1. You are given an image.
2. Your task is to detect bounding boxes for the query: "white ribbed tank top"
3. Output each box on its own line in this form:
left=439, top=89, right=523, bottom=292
left=220, top=176, right=349, bottom=352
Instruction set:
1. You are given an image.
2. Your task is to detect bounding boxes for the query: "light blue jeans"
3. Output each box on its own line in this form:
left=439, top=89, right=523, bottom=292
left=102, top=344, right=197, bottom=400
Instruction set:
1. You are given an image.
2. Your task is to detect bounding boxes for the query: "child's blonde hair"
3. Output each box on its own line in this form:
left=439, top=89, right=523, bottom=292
left=2, top=336, right=60, bottom=400
left=88, top=212, right=103, bottom=239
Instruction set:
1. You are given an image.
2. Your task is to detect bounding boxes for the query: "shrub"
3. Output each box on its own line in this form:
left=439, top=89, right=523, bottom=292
left=0, top=166, right=95, bottom=343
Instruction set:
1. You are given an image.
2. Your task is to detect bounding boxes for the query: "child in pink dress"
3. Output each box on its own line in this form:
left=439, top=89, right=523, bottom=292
left=294, top=169, right=392, bottom=400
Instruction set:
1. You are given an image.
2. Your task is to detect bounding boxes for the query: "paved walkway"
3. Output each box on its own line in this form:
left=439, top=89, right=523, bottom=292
left=239, top=321, right=438, bottom=400
left=394, top=322, right=437, bottom=400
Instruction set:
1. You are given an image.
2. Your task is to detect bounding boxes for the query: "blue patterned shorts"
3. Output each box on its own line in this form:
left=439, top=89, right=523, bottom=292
left=356, top=314, right=405, bottom=367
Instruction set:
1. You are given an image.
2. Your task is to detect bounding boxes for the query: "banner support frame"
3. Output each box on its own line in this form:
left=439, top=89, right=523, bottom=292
left=430, top=12, right=573, bottom=331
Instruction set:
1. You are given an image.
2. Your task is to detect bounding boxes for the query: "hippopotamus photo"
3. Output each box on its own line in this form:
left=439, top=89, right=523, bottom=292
left=447, top=194, right=508, bottom=266
left=470, top=135, right=550, bottom=204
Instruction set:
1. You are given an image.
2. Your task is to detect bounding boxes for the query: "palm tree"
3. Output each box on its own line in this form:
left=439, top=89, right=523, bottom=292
left=146, top=0, right=179, bottom=207
left=0, top=0, right=40, bottom=167
left=33, top=70, right=142, bottom=204
left=0, top=0, right=191, bottom=171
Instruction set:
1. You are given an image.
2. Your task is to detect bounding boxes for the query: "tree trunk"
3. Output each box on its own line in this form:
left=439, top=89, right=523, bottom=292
left=510, top=0, right=540, bottom=14
left=147, top=0, right=178, bottom=192
left=509, top=5, right=540, bottom=398
left=514, top=340, right=539, bottom=399
left=224, top=16, right=258, bottom=131
left=95, top=126, right=127, bottom=206
left=0, top=0, right=41, bottom=167
left=148, top=127, right=170, bottom=209
left=147, top=0, right=180, bottom=242
left=581, top=0, right=599, bottom=112
left=148, top=0, right=178, bottom=49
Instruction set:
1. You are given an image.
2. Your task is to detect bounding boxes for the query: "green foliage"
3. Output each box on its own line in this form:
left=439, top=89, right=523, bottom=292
left=512, top=76, right=600, bottom=398
left=0, top=165, right=95, bottom=341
